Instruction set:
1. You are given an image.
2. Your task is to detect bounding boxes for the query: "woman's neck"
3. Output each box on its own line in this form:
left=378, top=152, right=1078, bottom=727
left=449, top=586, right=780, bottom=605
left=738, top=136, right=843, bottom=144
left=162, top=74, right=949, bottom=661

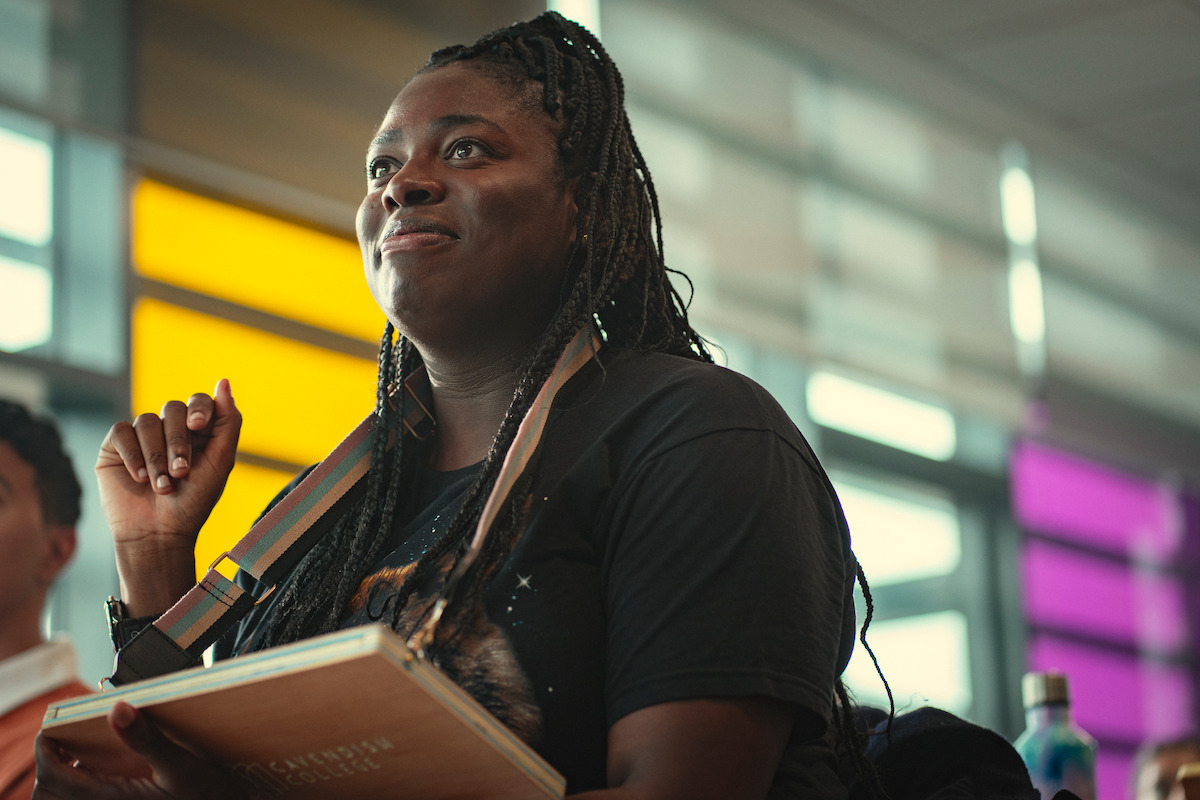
left=422, top=354, right=522, bottom=471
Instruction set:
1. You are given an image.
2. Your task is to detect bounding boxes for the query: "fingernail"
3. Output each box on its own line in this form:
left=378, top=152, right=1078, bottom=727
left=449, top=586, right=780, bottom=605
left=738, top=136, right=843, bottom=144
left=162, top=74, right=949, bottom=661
left=112, top=703, right=136, bottom=730
left=156, top=474, right=171, bottom=490
left=172, top=456, right=187, bottom=471
left=137, top=468, right=148, bottom=482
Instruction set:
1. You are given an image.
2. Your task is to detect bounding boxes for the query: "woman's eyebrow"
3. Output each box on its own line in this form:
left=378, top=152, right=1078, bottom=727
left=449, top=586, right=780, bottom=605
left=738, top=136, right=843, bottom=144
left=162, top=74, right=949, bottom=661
left=369, top=128, right=403, bottom=150
left=369, top=113, right=505, bottom=149
left=431, top=113, right=505, bottom=134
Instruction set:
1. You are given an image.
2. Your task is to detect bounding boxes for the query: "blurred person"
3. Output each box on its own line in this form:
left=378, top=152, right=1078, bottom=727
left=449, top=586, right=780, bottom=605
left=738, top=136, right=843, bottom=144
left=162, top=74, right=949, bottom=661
left=0, top=400, right=88, bottom=799
left=34, top=12, right=872, bottom=799
left=1133, top=735, right=1200, bottom=800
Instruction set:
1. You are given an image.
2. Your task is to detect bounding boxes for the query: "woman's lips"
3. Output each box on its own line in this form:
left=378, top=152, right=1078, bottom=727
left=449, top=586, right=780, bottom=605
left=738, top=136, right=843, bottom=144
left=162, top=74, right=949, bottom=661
left=380, top=218, right=459, bottom=253
left=381, top=231, right=456, bottom=251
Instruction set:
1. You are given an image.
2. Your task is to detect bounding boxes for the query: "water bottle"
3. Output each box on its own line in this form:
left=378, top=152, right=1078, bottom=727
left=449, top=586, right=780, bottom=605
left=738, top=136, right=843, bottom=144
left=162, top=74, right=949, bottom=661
left=1014, top=671, right=1097, bottom=800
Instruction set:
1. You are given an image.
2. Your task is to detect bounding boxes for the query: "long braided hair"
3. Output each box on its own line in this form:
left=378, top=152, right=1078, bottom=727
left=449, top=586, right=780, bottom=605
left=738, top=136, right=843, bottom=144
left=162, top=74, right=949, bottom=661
left=245, top=11, right=710, bottom=653
left=243, top=9, right=888, bottom=788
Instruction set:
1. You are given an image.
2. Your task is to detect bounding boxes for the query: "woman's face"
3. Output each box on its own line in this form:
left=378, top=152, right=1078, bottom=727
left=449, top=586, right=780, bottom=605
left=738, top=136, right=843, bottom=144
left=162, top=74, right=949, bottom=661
left=356, top=61, right=578, bottom=359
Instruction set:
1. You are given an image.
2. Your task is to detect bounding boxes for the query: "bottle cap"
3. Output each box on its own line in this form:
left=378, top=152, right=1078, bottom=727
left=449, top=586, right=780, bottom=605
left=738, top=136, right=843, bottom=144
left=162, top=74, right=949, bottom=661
left=1022, top=670, right=1070, bottom=707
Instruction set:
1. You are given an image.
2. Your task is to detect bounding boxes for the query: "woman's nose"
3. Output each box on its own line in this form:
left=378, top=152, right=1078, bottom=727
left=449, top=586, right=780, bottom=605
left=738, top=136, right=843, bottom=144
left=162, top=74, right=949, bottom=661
left=382, top=161, right=443, bottom=209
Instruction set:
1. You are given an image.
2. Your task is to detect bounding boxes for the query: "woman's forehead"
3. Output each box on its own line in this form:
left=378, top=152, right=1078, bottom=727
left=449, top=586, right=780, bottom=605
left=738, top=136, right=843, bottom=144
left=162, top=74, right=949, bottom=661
left=379, top=62, right=547, bottom=133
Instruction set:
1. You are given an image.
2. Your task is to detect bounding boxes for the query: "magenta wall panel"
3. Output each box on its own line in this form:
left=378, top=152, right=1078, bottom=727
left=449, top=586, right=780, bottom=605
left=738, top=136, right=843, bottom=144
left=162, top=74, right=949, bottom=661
left=1022, top=539, right=1186, bottom=651
left=1028, top=635, right=1193, bottom=743
left=1095, top=750, right=1131, bottom=800
left=1016, top=440, right=1199, bottom=800
left=1012, top=441, right=1180, bottom=559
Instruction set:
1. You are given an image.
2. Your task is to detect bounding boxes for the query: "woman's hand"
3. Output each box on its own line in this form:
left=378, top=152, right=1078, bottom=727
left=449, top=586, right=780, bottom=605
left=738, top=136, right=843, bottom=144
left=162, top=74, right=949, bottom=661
left=33, top=702, right=253, bottom=800
left=96, top=379, right=242, bottom=616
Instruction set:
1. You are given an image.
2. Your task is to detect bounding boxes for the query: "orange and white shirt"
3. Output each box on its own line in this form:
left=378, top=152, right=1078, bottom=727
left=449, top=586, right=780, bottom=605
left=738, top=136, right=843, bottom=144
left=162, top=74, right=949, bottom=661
left=0, top=639, right=91, bottom=800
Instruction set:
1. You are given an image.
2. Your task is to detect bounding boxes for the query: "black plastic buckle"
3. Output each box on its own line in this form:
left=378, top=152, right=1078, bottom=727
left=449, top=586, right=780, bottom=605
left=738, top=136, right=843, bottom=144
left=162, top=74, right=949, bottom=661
left=106, top=624, right=201, bottom=688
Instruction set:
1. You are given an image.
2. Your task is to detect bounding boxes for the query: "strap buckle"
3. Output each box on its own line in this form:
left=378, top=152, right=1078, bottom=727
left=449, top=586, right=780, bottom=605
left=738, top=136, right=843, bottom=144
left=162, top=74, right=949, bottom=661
left=207, top=551, right=277, bottom=606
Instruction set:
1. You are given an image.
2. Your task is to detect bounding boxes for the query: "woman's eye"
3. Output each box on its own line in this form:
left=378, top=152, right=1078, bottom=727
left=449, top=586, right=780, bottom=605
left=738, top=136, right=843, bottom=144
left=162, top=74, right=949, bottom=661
left=449, top=140, right=487, bottom=160
left=367, top=160, right=395, bottom=180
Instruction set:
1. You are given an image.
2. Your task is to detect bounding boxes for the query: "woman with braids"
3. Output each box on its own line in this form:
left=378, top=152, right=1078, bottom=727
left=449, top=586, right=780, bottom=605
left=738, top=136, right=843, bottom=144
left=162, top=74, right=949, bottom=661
left=35, top=11, right=866, bottom=800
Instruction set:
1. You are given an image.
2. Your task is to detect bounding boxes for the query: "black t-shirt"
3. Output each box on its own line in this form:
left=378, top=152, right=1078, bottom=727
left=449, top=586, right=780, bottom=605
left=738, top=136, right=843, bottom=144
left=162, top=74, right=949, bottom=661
left=216, top=347, right=856, bottom=798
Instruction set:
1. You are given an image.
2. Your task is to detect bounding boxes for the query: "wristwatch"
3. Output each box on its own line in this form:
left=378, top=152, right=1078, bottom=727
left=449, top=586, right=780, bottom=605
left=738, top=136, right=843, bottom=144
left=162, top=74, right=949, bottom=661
left=105, top=596, right=157, bottom=651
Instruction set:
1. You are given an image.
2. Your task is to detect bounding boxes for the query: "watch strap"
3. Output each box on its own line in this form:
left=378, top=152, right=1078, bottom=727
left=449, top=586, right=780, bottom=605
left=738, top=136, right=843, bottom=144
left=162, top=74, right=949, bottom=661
left=106, top=596, right=157, bottom=651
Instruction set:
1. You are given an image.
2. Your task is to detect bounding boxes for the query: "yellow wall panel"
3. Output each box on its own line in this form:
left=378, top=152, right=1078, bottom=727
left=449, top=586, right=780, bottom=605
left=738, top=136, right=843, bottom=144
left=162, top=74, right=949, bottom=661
left=132, top=298, right=379, bottom=468
left=132, top=179, right=384, bottom=343
left=194, top=460, right=299, bottom=581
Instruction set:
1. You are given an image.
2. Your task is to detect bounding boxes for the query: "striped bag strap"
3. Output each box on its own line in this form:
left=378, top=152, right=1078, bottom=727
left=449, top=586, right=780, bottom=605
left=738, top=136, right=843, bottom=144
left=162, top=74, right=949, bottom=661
left=106, top=368, right=436, bottom=687
left=107, top=326, right=599, bottom=686
left=406, top=324, right=599, bottom=655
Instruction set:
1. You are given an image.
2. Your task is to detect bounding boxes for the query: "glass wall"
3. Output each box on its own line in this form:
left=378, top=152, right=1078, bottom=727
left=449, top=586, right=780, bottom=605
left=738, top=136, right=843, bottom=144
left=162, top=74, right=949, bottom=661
left=0, top=110, right=54, bottom=353
left=603, top=0, right=1023, bottom=429
left=0, top=0, right=131, bottom=683
left=601, top=2, right=1200, bottom=787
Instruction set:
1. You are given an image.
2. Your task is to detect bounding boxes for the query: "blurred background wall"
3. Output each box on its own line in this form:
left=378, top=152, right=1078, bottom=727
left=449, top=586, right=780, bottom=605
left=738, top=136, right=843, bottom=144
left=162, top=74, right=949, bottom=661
left=1, top=1, right=1198, bottom=797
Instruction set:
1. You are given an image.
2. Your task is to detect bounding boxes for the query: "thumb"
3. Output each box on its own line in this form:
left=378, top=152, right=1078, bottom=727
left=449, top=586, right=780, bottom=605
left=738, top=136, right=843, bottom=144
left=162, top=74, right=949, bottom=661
left=108, top=702, right=195, bottom=779
left=206, top=378, right=242, bottom=469
left=109, top=702, right=251, bottom=798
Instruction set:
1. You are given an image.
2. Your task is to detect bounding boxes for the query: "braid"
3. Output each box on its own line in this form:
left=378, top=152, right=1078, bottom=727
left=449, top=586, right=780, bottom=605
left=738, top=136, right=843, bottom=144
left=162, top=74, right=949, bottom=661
left=829, top=559, right=894, bottom=799
left=247, top=12, right=713, bottom=658
left=242, top=24, right=887, bottom=797
left=423, top=12, right=711, bottom=362
left=244, top=324, right=407, bottom=651
left=854, top=557, right=894, bottom=733
left=379, top=11, right=715, bottom=641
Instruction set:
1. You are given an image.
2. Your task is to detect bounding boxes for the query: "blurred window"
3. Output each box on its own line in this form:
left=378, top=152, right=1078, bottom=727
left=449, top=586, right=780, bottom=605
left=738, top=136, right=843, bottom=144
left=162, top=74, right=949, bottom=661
left=0, top=254, right=51, bottom=351
left=832, top=470, right=971, bottom=717
left=0, top=121, right=52, bottom=246
left=130, top=182, right=381, bottom=577
left=835, top=477, right=962, bottom=586
left=808, top=371, right=956, bottom=461
left=0, top=0, right=51, bottom=104
left=132, top=298, right=377, bottom=469
left=843, top=609, right=973, bottom=716
left=133, top=180, right=380, bottom=343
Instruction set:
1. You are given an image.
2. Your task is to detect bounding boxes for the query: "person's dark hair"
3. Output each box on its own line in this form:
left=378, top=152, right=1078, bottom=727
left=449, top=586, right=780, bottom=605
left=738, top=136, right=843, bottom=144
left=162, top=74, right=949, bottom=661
left=246, top=10, right=886, bottom=786
left=0, top=399, right=81, bottom=526
left=837, top=559, right=892, bottom=798
left=247, top=8, right=710, bottom=653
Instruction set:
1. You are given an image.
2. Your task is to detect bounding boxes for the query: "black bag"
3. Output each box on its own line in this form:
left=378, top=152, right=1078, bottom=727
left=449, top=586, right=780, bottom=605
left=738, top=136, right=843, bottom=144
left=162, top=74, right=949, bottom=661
left=844, top=706, right=1044, bottom=800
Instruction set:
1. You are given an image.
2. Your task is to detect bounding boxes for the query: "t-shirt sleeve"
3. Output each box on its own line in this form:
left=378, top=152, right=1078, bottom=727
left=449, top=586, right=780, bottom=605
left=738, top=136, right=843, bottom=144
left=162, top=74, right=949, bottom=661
left=600, top=425, right=852, bottom=730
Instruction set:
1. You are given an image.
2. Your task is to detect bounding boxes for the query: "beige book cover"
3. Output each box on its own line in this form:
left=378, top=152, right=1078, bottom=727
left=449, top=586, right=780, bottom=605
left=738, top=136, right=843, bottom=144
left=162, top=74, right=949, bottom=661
left=42, top=624, right=564, bottom=800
